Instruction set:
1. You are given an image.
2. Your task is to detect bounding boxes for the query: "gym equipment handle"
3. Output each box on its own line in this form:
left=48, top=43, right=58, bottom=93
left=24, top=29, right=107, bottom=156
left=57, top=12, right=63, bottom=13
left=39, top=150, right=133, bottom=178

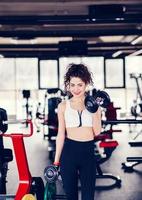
left=1, top=120, right=33, bottom=137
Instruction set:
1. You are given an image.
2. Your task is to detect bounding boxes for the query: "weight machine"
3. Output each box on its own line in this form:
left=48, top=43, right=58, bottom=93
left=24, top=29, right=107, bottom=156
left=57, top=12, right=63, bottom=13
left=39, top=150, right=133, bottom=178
left=130, top=73, right=142, bottom=118
left=0, top=108, right=44, bottom=200
left=103, top=119, right=142, bottom=172
left=35, top=88, right=65, bottom=140
left=22, top=90, right=33, bottom=127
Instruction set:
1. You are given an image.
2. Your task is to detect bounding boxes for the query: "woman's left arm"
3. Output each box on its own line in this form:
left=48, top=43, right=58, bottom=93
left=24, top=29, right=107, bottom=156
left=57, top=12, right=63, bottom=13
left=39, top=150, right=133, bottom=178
left=92, top=107, right=102, bottom=136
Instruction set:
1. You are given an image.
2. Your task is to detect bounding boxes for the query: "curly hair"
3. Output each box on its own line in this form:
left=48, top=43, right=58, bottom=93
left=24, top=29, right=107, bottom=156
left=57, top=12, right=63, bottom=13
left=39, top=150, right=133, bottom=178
left=64, top=63, right=94, bottom=91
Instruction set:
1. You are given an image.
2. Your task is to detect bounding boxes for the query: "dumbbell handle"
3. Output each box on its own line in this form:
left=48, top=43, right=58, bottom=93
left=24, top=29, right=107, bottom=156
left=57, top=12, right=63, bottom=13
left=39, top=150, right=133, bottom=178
left=95, top=97, right=105, bottom=106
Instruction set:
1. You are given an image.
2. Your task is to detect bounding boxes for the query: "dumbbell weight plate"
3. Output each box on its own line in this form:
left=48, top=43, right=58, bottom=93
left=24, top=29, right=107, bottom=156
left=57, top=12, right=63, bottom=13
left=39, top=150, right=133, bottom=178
left=44, top=165, right=59, bottom=183
left=84, top=96, right=99, bottom=113
left=44, top=182, right=56, bottom=200
left=95, top=90, right=111, bottom=108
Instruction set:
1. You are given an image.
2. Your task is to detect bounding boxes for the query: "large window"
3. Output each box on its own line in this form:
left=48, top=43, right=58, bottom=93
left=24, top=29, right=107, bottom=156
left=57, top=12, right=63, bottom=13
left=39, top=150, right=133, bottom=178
left=0, top=56, right=141, bottom=117
left=0, top=58, right=38, bottom=115
left=0, top=58, right=15, bottom=90
left=16, top=58, right=38, bottom=89
left=125, top=56, right=142, bottom=112
left=104, top=58, right=125, bottom=88
left=125, top=56, right=142, bottom=88
left=39, top=60, right=58, bottom=89
left=0, top=58, right=16, bottom=114
left=82, top=57, right=104, bottom=89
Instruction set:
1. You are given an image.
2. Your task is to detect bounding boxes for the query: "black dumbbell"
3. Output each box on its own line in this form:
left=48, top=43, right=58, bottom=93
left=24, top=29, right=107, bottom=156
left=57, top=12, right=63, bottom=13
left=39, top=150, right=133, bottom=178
left=85, top=90, right=111, bottom=113
left=44, top=165, right=59, bottom=183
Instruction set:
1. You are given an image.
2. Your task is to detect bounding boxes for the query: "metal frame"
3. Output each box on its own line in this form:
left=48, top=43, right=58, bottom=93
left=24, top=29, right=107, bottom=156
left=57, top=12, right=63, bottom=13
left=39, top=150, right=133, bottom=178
left=104, top=58, right=126, bottom=89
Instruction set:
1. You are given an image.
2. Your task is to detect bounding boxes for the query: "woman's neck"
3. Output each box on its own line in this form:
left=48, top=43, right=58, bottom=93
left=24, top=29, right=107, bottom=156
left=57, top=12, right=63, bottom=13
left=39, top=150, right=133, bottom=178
left=71, top=95, right=85, bottom=103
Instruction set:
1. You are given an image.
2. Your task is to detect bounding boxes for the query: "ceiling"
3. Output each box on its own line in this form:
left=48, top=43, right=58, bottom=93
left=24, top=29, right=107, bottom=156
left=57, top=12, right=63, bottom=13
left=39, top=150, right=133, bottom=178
left=0, top=0, right=142, bottom=58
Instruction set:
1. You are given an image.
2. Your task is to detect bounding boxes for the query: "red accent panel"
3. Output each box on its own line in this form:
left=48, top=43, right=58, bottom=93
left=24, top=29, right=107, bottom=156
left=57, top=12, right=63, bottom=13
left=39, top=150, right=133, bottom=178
left=99, top=140, right=119, bottom=148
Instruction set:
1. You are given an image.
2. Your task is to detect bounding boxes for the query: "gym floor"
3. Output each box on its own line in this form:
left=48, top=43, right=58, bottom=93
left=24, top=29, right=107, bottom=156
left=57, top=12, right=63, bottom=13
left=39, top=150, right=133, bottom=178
left=4, top=123, right=142, bottom=200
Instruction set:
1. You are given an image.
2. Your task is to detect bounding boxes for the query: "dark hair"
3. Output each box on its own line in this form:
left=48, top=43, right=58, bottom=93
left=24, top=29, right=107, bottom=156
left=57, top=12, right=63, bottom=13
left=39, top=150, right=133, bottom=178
left=64, top=63, right=94, bottom=91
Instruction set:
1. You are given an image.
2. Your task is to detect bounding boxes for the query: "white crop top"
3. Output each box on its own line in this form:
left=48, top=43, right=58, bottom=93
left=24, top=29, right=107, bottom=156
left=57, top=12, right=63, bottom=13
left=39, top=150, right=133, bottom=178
left=64, top=100, right=93, bottom=128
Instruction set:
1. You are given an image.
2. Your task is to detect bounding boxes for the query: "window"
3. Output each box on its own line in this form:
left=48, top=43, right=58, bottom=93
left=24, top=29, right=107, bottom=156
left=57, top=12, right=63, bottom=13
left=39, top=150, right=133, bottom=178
left=16, top=58, right=38, bottom=89
left=39, top=60, right=58, bottom=89
left=104, top=58, right=125, bottom=88
left=0, top=58, right=15, bottom=90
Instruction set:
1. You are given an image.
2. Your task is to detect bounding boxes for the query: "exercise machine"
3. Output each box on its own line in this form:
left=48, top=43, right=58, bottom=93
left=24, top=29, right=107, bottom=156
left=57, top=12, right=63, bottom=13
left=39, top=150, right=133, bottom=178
left=0, top=108, right=13, bottom=194
left=105, top=102, right=121, bottom=121
left=102, top=119, right=142, bottom=125
left=0, top=108, right=44, bottom=200
left=102, top=119, right=142, bottom=172
left=22, top=90, right=33, bottom=127
left=130, top=73, right=142, bottom=118
left=35, top=88, right=65, bottom=140
left=94, top=133, right=121, bottom=190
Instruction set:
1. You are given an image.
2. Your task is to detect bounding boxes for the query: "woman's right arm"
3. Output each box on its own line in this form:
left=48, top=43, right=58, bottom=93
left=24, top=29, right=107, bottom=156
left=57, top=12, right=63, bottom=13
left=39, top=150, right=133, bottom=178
left=54, top=102, right=66, bottom=164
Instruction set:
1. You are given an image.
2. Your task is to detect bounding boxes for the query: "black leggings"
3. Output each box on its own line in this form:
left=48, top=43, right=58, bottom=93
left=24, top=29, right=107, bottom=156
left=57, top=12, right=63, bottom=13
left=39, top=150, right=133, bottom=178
left=60, top=138, right=96, bottom=200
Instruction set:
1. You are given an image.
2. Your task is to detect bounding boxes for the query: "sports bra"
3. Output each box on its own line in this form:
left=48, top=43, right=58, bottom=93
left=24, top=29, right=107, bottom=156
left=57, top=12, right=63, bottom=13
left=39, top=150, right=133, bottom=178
left=64, top=100, right=93, bottom=128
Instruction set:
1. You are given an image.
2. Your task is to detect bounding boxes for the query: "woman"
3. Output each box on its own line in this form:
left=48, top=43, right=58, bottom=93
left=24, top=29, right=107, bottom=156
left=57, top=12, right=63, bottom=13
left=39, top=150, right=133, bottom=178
left=54, top=63, right=102, bottom=200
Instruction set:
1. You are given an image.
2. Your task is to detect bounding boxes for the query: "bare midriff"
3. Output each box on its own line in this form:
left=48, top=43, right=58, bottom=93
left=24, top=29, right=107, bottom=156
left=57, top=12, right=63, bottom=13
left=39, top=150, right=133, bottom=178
left=66, top=126, right=94, bottom=141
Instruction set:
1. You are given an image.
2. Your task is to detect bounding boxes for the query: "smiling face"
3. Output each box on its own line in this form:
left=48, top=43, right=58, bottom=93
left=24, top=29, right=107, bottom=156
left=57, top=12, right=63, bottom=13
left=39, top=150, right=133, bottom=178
left=68, top=77, right=87, bottom=98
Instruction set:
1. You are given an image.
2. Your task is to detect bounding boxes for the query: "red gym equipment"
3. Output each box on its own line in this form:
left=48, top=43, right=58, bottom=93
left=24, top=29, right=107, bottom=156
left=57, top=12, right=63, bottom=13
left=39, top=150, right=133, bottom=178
left=0, top=119, right=44, bottom=200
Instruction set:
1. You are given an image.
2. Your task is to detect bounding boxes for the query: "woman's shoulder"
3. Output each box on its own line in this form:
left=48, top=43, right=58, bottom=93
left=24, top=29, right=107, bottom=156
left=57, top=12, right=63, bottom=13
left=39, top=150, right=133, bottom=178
left=58, top=100, right=68, bottom=111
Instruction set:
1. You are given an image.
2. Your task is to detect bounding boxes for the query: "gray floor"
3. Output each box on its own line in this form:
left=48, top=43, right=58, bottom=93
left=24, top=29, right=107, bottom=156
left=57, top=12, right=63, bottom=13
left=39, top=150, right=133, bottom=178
left=3, top=123, right=142, bottom=200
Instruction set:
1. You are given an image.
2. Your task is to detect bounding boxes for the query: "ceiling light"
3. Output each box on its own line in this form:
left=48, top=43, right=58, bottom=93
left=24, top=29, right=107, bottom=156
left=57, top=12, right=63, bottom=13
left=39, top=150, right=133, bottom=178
left=0, top=54, right=4, bottom=58
left=100, top=36, right=124, bottom=42
left=30, top=39, right=37, bottom=44
left=131, top=36, right=142, bottom=45
left=10, top=38, right=18, bottom=44
left=115, top=18, right=124, bottom=21
left=128, top=49, right=142, bottom=56
left=112, top=50, right=122, bottom=57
